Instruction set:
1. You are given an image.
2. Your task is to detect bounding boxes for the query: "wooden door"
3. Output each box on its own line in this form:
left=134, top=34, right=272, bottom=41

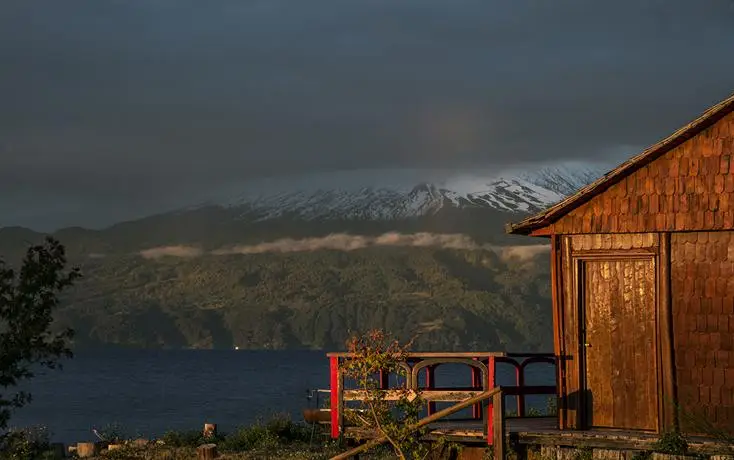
left=581, top=257, right=658, bottom=431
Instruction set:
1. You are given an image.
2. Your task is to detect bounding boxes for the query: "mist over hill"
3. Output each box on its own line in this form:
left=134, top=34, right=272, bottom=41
left=0, top=165, right=604, bottom=351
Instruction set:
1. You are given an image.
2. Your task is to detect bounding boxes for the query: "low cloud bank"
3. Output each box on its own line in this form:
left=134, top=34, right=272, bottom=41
left=213, top=232, right=480, bottom=255
left=497, top=244, right=550, bottom=262
left=140, top=245, right=204, bottom=259
left=137, top=232, right=550, bottom=261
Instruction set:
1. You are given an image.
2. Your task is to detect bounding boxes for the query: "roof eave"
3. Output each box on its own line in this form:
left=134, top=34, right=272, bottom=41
left=505, top=91, right=734, bottom=236
left=505, top=221, right=538, bottom=235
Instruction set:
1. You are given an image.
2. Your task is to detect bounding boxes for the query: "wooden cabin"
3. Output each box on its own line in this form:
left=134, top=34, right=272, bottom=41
left=507, top=92, right=734, bottom=436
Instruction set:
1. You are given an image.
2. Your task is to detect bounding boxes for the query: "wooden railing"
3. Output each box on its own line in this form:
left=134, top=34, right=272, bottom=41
left=330, top=388, right=505, bottom=460
left=325, top=351, right=557, bottom=447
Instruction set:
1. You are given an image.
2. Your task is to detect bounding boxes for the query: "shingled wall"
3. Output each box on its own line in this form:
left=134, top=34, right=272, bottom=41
left=671, top=231, right=734, bottom=434
left=548, top=111, right=734, bottom=234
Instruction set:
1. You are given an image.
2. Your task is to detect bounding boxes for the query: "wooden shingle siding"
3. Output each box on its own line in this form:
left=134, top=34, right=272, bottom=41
left=570, top=233, right=658, bottom=252
left=549, top=112, right=734, bottom=234
left=511, top=93, right=734, bottom=436
left=671, top=231, right=734, bottom=434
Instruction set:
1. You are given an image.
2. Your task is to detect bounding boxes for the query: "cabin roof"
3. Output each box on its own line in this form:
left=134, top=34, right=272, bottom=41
left=506, top=92, right=734, bottom=236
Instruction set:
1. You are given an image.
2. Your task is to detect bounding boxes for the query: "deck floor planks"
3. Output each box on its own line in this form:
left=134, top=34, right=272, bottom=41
left=343, top=417, right=734, bottom=454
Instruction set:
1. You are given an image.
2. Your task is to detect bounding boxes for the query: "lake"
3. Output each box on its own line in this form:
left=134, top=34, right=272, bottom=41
left=10, top=350, right=555, bottom=444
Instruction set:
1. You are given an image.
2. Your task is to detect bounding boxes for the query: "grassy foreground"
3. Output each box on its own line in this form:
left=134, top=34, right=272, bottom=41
left=0, top=415, right=396, bottom=460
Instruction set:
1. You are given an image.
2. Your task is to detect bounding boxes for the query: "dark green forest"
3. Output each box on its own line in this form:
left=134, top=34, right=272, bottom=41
left=0, top=208, right=554, bottom=352
left=52, top=246, right=552, bottom=352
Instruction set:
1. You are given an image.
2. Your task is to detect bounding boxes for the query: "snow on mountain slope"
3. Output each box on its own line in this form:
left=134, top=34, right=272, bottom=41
left=195, top=161, right=608, bottom=221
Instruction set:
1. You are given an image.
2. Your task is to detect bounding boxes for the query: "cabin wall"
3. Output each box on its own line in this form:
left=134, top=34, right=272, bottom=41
left=670, top=231, right=734, bottom=434
left=557, top=233, right=659, bottom=429
left=554, top=230, right=734, bottom=435
left=548, top=111, right=734, bottom=234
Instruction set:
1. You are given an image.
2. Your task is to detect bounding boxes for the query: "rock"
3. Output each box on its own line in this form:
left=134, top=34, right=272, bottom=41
left=132, top=438, right=149, bottom=448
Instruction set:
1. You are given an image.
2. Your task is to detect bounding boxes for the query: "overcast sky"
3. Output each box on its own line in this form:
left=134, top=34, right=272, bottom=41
left=1, top=0, right=733, bottom=230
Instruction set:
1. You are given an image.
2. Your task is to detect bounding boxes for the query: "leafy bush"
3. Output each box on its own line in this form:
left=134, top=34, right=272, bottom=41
left=219, top=414, right=310, bottom=452
left=160, top=429, right=205, bottom=448
left=340, top=329, right=430, bottom=460
left=96, top=422, right=127, bottom=443
left=159, top=415, right=311, bottom=453
left=652, top=430, right=688, bottom=455
left=0, top=425, right=52, bottom=460
left=262, top=414, right=311, bottom=443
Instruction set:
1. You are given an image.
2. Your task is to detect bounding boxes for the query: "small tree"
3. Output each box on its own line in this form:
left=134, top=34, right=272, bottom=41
left=341, top=329, right=434, bottom=460
left=0, top=237, right=80, bottom=432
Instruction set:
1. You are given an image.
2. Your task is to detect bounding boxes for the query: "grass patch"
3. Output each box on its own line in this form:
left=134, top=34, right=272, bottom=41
left=159, top=413, right=312, bottom=453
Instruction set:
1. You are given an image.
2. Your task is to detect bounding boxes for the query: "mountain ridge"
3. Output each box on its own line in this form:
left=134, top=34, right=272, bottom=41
left=0, top=162, right=606, bottom=351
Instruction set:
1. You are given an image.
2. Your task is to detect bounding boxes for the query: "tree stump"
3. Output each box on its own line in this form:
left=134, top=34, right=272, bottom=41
left=203, top=423, right=217, bottom=438
left=197, top=443, right=218, bottom=460
left=76, top=442, right=99, bottom=458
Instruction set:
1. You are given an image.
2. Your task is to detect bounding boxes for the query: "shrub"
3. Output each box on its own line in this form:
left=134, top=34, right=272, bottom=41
left=340, top=329, right=428, bottom=460
left=219, top=415, right=310, bottom=452
left=160, top=429, right=204, bottom=448
left=0, top=425, right=52, bottom=460
left=652, top=430, right=688, bottom=455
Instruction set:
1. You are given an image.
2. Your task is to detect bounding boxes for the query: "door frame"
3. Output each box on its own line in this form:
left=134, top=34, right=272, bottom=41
left=572, top=250, right=661, bottom=431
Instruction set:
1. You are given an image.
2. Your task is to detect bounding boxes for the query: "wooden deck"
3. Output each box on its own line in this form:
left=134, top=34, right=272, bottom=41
left=344, top=417, right=734, bottom=455
left=323, top=351, right=734, bottom=459
left=344, top=417, right=557, bottom=445
left=422, top=417, right=557, bottom=444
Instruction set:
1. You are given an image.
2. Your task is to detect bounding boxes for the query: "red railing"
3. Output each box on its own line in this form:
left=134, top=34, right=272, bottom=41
left=326, top=352, right=557, bottom=444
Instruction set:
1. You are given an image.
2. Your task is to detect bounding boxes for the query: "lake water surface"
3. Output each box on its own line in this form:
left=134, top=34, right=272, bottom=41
left=11, top=350, right=555, bottom=444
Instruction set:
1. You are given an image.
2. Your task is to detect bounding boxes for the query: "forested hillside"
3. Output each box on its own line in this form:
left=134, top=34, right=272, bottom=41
left=53, top=246, right=552, bottom=351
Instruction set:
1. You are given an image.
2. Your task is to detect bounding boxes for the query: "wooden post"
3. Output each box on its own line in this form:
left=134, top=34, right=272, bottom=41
left=486, top=356, right=496, bottom=444
left=197, top=443, right=218, bottom=460
left=379, top=369, right=389, bottom=389
left=471, top=360, right=482, bottom=419
left=492, top=390, right=506, bottom=460
left=550, top=234, right=566, bottom=429
left=329, top=356, right=342, bottom=439
left=658, top=232, right=678, bottom=432
left=516, top=361, right=525, bottom=417
left=76, top=442, right=98, bottom=458
left=203, top=423, right=217, bottom=438
left=425, top=365, right=436, bottom=415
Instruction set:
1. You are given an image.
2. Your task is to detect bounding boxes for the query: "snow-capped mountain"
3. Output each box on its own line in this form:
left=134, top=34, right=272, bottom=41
left=193, top=161, right=607, bottom=221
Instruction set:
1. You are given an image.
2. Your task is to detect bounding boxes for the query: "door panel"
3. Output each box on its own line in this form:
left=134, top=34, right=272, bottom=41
left=582, top=258, right=658, bottom=430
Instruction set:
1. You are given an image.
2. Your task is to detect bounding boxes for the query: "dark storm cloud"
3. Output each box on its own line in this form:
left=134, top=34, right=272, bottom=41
left=1, top=0, right=733, bottom=229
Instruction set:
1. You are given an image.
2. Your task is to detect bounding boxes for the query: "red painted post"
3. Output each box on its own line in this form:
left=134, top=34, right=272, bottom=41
left=486, top=356, right=496, bottom=445
left=425, top=366, right=436, bottom=415
left=329, top=356, right=340, bottom=439
left=471, top=360, right=482, bottom=419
